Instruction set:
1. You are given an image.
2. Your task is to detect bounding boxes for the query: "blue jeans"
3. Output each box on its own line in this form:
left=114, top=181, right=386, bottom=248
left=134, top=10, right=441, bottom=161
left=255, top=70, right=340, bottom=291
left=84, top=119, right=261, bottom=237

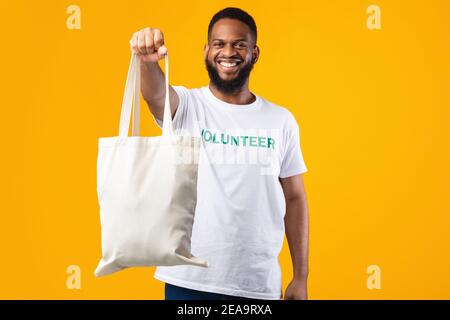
left=164, top=283, right=257, bottom=300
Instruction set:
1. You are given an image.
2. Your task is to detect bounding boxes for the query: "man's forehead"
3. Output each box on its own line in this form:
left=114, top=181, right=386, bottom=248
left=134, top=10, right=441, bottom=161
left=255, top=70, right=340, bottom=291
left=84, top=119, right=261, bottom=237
left=210, top=19, right=252, bottom=41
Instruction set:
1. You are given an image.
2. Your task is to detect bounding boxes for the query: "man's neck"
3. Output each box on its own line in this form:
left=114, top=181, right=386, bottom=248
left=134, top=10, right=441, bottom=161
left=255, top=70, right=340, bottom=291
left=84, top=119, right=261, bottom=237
left=208, top=83, right=256, bottom=105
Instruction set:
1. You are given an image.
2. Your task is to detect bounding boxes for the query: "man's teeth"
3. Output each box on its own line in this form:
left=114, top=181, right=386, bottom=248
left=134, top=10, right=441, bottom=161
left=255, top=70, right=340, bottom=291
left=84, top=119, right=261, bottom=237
left=219, top=61, right=238, bottom=67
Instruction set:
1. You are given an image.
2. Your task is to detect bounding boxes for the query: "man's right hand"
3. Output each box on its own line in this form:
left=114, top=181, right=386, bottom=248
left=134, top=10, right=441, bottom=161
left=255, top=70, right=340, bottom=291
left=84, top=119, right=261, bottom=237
left=129, top=27, right=168, bottom=63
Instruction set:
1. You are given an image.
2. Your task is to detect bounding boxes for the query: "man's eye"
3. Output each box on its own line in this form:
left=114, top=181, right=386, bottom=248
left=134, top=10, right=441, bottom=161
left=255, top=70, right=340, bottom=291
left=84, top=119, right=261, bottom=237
left=213, top=43, right=223, bottom=47
left=235, top=43, right=247, bottom=48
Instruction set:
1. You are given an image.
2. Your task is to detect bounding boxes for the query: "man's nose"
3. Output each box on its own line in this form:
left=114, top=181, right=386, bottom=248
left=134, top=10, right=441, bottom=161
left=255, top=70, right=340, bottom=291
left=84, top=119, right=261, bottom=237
left=222, top=43, right=237, bottom=56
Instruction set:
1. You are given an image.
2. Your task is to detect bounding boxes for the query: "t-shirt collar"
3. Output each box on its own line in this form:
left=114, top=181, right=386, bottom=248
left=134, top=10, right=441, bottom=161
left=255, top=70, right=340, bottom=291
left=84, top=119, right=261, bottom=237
left=202, top=85, right=262, bottom=110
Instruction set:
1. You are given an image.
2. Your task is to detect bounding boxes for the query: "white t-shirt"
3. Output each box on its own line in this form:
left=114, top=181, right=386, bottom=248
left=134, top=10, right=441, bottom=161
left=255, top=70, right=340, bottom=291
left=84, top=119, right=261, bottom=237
left=152, top=85, right=307, bottom=300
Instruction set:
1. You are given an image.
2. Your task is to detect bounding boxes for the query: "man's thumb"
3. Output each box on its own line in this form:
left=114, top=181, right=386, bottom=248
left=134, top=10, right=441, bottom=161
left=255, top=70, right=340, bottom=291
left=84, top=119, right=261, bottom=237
left=158, top=45, right=168, bottom=58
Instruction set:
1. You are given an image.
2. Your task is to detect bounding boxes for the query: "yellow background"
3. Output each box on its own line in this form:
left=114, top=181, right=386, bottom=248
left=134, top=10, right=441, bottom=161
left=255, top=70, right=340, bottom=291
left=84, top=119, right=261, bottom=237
left=1, top=0, right=449, bottom=299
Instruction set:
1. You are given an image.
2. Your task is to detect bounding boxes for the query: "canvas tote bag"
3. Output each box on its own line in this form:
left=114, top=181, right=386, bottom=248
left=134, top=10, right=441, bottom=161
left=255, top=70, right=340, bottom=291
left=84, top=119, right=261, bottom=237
left=95, top=52, right=208, bottom=277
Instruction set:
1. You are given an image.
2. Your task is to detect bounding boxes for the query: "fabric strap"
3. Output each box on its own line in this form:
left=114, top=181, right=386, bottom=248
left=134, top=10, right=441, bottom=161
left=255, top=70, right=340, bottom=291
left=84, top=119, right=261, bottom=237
left=119, top=53, right=174, bottom=137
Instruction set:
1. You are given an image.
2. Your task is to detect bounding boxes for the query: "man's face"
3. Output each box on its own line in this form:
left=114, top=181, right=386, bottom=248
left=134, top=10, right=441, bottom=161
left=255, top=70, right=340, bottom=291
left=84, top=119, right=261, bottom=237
left=204, top=18, right=259, bottom=93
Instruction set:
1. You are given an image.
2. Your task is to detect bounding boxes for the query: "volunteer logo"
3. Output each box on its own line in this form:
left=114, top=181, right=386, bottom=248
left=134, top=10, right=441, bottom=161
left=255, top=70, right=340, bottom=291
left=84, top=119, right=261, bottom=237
left=201, top=128, right=275, bottom=149
left=197, top=127, right=280, bottom=176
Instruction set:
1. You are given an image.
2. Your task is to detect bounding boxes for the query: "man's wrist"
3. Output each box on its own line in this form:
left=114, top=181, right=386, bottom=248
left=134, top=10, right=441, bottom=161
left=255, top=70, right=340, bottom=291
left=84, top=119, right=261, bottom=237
left=293, top=273, right=309, bottom=281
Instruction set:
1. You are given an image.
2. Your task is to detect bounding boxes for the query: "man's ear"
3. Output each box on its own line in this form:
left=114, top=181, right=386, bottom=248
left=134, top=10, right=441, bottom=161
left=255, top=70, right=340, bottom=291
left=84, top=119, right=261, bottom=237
left=203, top=44, right=209, bottom=60
left=252, top=45, right=260, bottom=64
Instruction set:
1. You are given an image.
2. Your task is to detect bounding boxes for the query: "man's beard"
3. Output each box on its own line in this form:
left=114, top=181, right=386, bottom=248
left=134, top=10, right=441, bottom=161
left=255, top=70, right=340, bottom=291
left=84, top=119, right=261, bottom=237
left=205, top=57, right=254, bottom=94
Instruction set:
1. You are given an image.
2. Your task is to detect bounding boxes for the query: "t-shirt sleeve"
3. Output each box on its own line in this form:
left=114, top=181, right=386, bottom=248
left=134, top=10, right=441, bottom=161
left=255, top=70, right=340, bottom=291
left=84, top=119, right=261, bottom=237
left=152, top=85, right=189, bottom=132
left=279, top=113, right=308, bottom=178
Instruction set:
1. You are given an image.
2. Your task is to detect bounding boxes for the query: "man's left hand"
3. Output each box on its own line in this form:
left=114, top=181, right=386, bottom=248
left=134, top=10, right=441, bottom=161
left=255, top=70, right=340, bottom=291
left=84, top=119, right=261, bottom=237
left=284, top=278, right=308, bottom=300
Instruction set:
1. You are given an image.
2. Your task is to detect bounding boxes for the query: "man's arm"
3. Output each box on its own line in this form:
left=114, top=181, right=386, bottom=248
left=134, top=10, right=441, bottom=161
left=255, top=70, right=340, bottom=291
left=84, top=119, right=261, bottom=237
left=280, top=174, right=309, bottom=300
left=140, top=61, right=179, bottom=122
left=130, top=27, right=179, bottom=122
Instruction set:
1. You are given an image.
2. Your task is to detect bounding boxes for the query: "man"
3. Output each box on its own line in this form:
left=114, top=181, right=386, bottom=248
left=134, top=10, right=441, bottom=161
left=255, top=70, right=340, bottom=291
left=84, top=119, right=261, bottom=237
left=130, top=7, right=309, bottom=300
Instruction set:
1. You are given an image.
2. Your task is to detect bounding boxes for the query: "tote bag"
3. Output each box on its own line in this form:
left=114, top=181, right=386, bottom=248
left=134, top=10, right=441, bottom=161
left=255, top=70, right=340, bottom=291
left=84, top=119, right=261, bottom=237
left=95, top=52, right=208, bottom=277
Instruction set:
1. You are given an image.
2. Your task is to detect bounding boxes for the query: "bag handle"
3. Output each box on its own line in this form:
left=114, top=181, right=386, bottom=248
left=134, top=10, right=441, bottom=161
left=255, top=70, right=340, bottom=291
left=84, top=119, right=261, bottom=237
left=118, top=53, right=174, bottom=137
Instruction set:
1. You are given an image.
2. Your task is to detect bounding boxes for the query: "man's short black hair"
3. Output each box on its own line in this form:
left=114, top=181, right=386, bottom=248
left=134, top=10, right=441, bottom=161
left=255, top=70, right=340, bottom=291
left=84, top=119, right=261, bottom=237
left=208, top=7, right=257, bottom=44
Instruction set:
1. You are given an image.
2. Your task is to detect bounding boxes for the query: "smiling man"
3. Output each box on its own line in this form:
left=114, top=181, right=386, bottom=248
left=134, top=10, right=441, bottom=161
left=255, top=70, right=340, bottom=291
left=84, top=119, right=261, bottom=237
left=130, top=7, right=309, bottom=300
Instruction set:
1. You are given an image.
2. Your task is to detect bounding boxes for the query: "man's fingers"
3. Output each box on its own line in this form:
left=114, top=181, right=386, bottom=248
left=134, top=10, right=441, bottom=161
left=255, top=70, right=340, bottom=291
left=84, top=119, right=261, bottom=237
left=154, top=29, right=168, bottom=58
left=129, top=32, right=138, bottom=54
left=153, top=29, right=164, bottom=49
left=144, top=30, right=153, bottom=56
left=137, top=31, right=147, bottom=55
